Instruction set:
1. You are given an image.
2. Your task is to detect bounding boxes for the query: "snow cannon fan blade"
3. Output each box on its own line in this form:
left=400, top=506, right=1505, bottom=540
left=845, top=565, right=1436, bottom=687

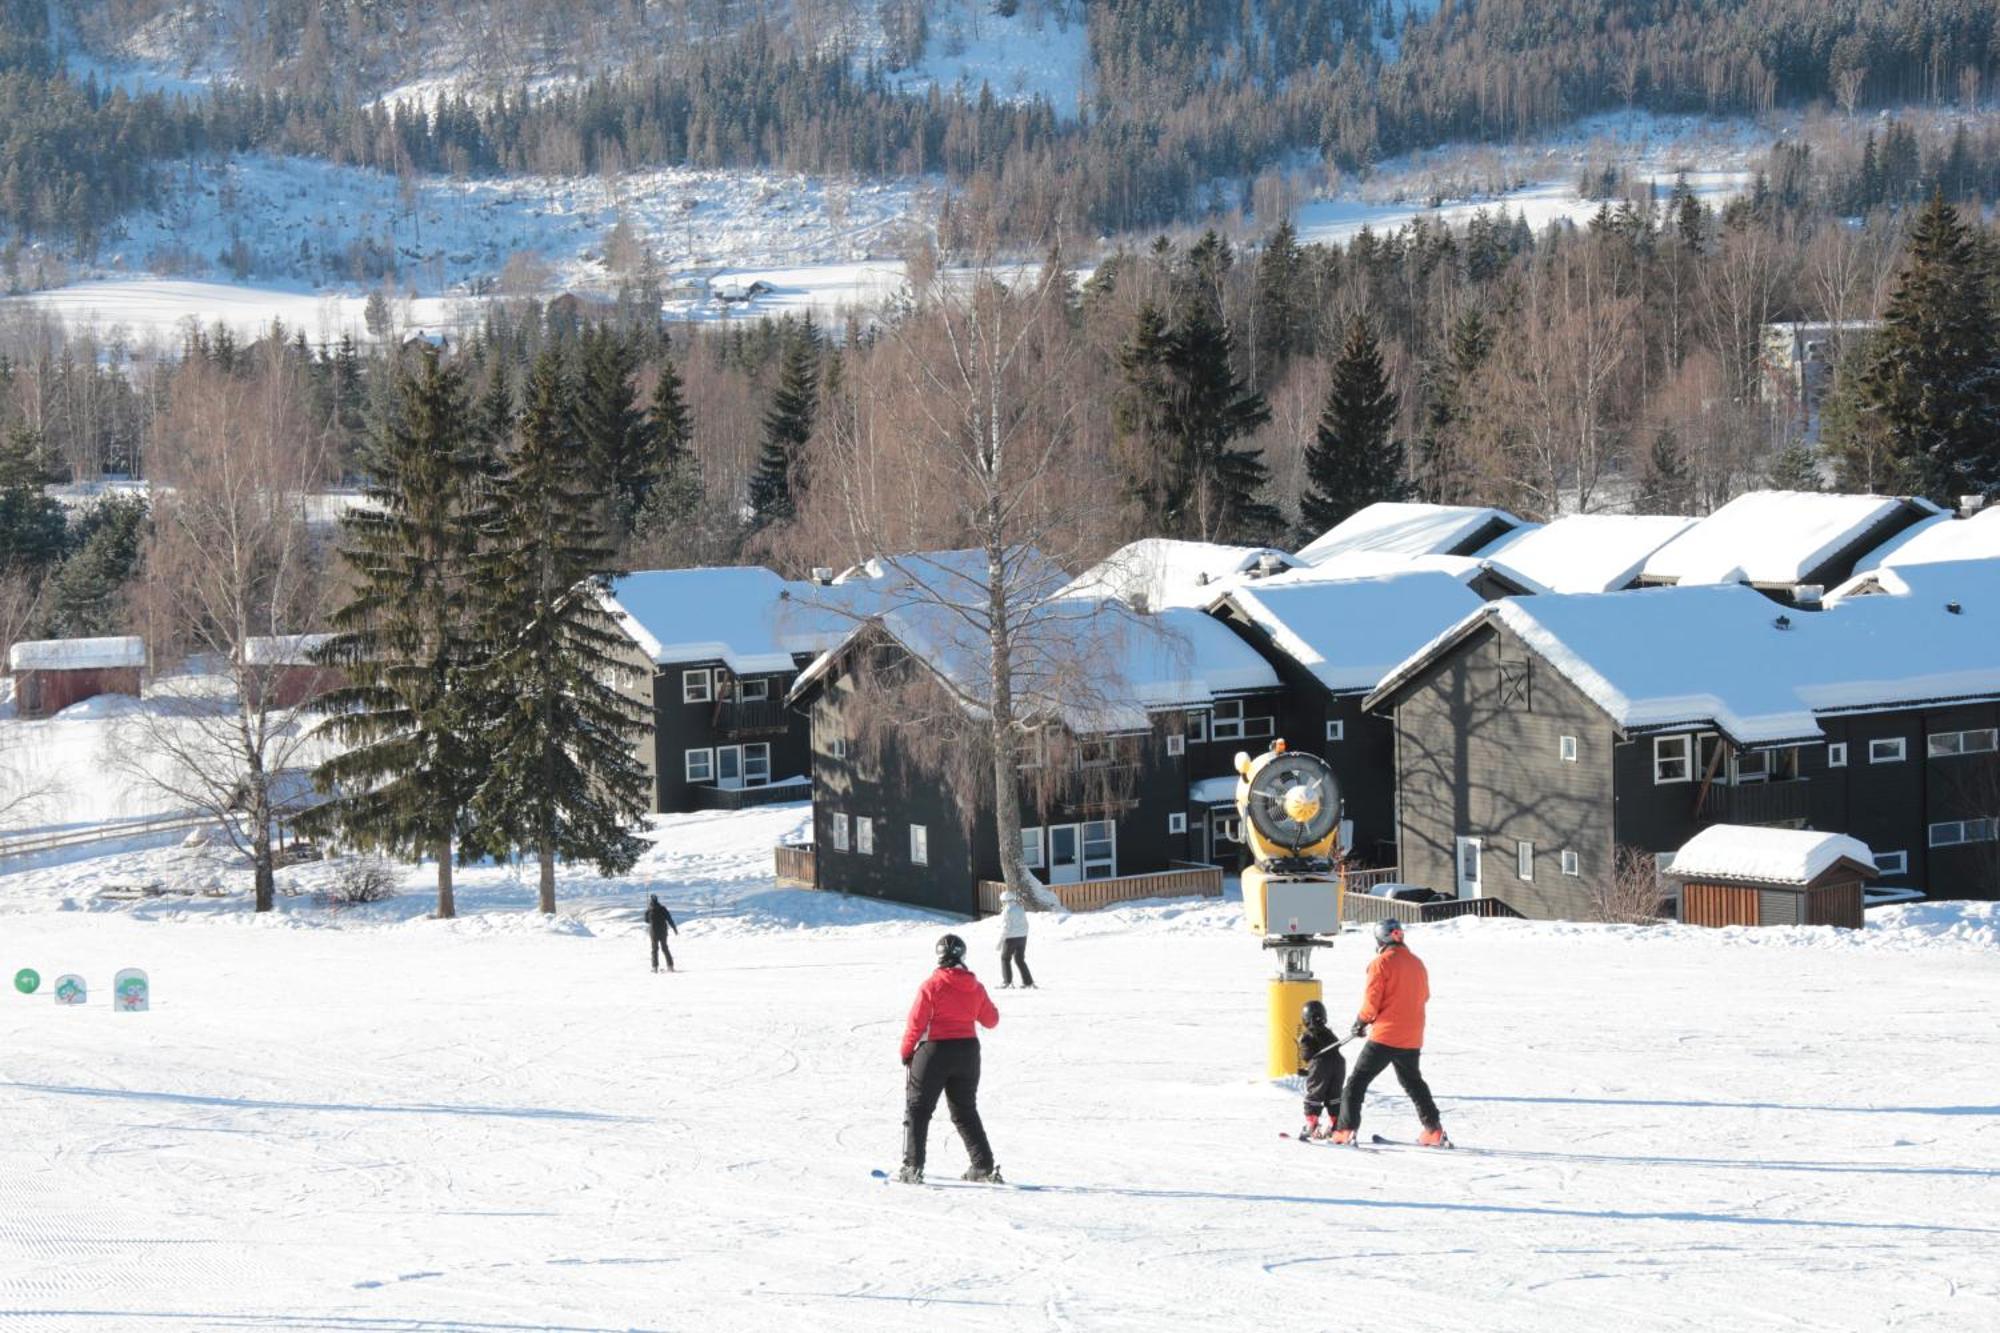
left=1244, top=751, right=1341, bottom=855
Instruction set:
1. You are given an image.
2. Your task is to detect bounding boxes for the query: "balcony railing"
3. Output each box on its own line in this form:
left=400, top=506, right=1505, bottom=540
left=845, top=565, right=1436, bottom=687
left=1697, top=778, right=1811, bottom=827
left=975, top=862, right=1223, bottom=915
left=712, top=698, right=790, bottom=736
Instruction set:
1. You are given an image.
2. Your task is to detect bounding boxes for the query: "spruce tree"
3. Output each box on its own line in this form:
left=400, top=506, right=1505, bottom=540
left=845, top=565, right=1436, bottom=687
left=0, top=425, right=65, bottom=575
left=1163, top=307, right=1276, bottom=542
left=309, top=346, right=490, bottom=919
left=1859, top=191, right=2000, bottom=499
left=647, top=354, right=694, bottom=472
left=1636, top=427, right=1696, bottom=515
left=1252, top=220, right=1305, bottom=384
left=748, top=328, right=818, bottom=525
left=574, top=329, right=647, bottom=534
left=1412, top=310, right=1492, bottom=503
left=36, top=494, right=147, bottom=638
left=1764, top=441, right=1824, bottom=492
left=467, top=351, right=648, bottom=914
left=1300, top=314, right=1407, bottom=540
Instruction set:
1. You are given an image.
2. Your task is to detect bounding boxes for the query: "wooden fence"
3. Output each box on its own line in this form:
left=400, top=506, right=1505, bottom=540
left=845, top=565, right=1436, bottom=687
left=1342, top=866, right=1404, bottom=895
left=0, top=812, right=214, bottom=866
left=773, top=842, right=816, bottom=889
left=696, top=783, right=810, bottom=812
left=976, top=862, right=1223, bottom=916
left=1343, top=891, right=1524, bottom=924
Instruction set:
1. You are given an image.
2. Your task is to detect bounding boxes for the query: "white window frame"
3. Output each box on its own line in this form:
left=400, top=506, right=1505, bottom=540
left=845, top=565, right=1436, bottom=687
left=1166, top=733, right=1186, bottom=757
left=682, top=669, right=712, bottom=704
left=1653, top=735, right=1691, bottom=784
left=1186, top=710, right=1210, bottom=744
left=1325, top=719, right=1345, bottom=743
left=1077, top=737, right=1117, bottom=769
left=1080, top=819, right=1117, bottom=880
left=684, top=747, right=714, bottom=783
left=909, top=823, right=929, bottom=866
left=1827, top=742, right=1847, bottom=768
left=1874, top=849, right=1908, bottom=876
left=1019, top=826, right=1044, bottom=869
left=738, top=676, right=770, bottom=702
left=1560, top=849, right=1580, bottom=877
left=1869, top=738, right=1907, bottom=764
left=1560, top=735, right=1579, bottom=763
left=856, top=816, right=875, bottom=856
left=1930, top=817, right=1999, bottom=848
left=1928, top=728, right=1999, bottom=758
left=1168, top=811, right=1188, bottom=835
left=829, top=812, right=849, bottom=852
left=1210, top=699, right=1246, bottom=742
left=828, top=736, right=847, bottom=760
left=1517, top=840, right=1534, bottom=881
left=743, top=742, right=771, bottom=786
left=1018, top=728, right=1047, bottom=769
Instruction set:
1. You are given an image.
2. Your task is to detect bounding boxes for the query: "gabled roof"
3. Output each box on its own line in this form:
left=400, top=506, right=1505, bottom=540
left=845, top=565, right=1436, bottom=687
left=1667, top=825, right=1877, bottom=887
left=1268, top=548, right=1548, bottom=597
left=1826, top=556, right=2000, bottom=607
left=1852, top=507, right=2000, bottom=574
left=1367, top=575, right=2000, bottom=745
left=1060, top=539, right=1300, bottom=610
left=1639, top=490, right=1938, bottom=588
left=1212, top=571, right=1489, bottom=695
left=1296, top=502, right=1527, bottom=565
left=603, top=566, right=858, bottom=673
left=1479, top=514, right=1696, bottom=594
left=242, top=633, right=333, bottom=666
left=7, top=635, right=146, bottom=672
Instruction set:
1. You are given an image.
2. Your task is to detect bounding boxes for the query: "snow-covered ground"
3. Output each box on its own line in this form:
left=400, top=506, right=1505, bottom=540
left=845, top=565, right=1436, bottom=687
left=1, top=799, right=1996, bottom=1330
left=871, top=0, right=1092, bottom=117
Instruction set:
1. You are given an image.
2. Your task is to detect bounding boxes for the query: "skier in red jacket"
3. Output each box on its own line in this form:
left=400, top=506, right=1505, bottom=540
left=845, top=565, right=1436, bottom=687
left=895, top=933, right=1002, bottom=1184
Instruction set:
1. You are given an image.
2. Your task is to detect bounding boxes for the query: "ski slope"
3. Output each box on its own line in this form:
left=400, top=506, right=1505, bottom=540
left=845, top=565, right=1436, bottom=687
left=1, top=803, right=1997, bottom=1331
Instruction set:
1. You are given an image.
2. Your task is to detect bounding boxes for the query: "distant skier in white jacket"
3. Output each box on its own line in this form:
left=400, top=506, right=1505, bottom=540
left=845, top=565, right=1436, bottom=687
left=997, top=888, right=1035, bottom=989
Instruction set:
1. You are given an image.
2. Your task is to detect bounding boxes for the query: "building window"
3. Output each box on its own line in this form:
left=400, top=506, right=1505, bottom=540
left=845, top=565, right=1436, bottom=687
left=1186, top=710, right=1209, bottom=744
left=1077, top=738, right=1117, bottom=769
left=1210, top=699, right=1275, bottom=742
left=1019, top=826, right=1044, bottom=869
left=1560, top=735, right=1579, bottom=763
left=829, top=813, right=849, bottom=853
left=828, top=736, right=847, bottom=761
left=684, top=748, right=714, bottom=782
left=1827, top=742, right=1847, bottom=768
left=744, top=742, right=771, bottom=786
left=1928, top=728, right=1999, bottom=758
left=1869, top=738, right=1907, bottom=764
left=1654, top=735, right=1692, bottom=784
left=682, top=669, right=712, bottom=704
left=1018, top=729, right=1047, bottom=768
left=1166, top=733, right=1186, bottom=757
left=1168, top=812, right=1188, bottom=835
left=909, top=823, right=929, bottom=866
left=1930, top=817, right=1999, bottom=847
left=1874, top=849, right=1908, bottom=875
left=856, top=817, right=875, bottom=855
left=1081, top=820, right=1117, bottom=879
left=1517, top=840, right=1534, bottom=881
left=739, top=677, right=770, bottom=702
left=1560, top=849, right=1580, bottom=877
left=1325, top=719, right=1345, bottom=743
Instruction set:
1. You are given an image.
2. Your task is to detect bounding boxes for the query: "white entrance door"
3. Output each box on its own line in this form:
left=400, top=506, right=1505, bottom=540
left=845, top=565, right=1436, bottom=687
left=1455, top=837, right=1483, bottom=898
left=1047, top=824, right=1083, bottom=885
left=715, top=745, right=744, bottom=790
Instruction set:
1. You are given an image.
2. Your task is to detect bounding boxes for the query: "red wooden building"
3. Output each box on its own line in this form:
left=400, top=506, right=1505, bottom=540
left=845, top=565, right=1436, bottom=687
left=242, top=634, right=341, bottom=710
left=6, top=636, right=147, bottom=718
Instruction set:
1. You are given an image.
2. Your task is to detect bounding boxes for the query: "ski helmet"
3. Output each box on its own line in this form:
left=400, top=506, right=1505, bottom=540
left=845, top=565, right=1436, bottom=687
left=1374, top=918, right=1405, bottom=948
left=936, top=933, right=968, bottom=967
left=1301, top=999, right=1329, bottom=1028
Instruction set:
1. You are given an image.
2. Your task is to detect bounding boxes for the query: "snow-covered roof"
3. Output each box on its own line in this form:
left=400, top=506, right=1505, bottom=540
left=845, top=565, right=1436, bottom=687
left=604, top=567, right=862, bottom=674
left=242, top=634, right=333, bottom=666
left=1060, top=539, right=1299, bottom=610
left=1852, top=507, right=2000, bottom=574
left=1480, top=514, right=1696, bottom=594
left=1639, top=491, right=1936, bottom=588
left=1369, top=574, right=2000, bottom=745
left=6, top=636, right=146, bottom=672
left=1215, top=571, right=1489, bottom=694
left=1266, top=548, right=1546, bottom=595
left=1297, top=502, right=1526, bottom=566
left=1668, top=825, right=1876, bottom=886
left=1189, top=775, right=1241, bottom=805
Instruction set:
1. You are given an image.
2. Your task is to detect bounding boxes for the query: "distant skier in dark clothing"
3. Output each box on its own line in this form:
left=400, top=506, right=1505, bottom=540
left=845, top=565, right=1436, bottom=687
left=1296, top=999, right=1346, bottom=1140
left=645, top=894, right=678, bottom=973
left=896, top=933, right=1002, bottom=1184
left=1333, top=918, right=1446, bottom=1146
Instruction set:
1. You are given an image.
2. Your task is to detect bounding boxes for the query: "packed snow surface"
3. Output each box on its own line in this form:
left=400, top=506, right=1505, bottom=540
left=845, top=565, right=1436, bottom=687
left=1669, top=824, right=1876, bottom=884
left=1, top=803, right=1996, bottom=1330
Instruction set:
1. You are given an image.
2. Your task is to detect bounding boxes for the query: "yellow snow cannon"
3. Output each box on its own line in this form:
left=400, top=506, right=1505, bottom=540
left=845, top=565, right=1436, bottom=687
left=1235, top=741, right=1347, bottom=1077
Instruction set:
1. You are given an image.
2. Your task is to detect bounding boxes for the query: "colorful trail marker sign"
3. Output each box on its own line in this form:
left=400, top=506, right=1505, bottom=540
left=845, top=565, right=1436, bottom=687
left=53, top=974, right=85, bottom=1006
left=13, top=968, right=38, bottom=995
left=113, top=968, right=149, bottom=1012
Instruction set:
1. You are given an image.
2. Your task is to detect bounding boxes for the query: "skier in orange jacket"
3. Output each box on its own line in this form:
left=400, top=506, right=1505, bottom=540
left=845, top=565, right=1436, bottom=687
left=1331, top=919, right=1447, bottom=1146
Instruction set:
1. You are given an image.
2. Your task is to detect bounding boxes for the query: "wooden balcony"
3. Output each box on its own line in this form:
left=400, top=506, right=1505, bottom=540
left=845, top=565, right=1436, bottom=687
left=712, top=698, right=790, bottom=737
left=1697, top=778, right=1811, bottom=827
left=976, top=862, right=1223, bottom=915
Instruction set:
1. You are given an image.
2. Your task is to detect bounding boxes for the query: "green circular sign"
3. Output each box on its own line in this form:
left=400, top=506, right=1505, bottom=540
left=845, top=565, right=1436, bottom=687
left=14, top=968, right=40, bottom=994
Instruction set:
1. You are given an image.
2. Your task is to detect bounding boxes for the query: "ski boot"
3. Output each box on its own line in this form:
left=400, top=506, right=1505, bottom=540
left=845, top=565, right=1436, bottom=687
left=1300, top=1116, right=1324, bottom=1140
left=962, top=1164, right=1005, bottom=1184
left=1417, top=1126, right=1450, bottom=1148
left=1329, top=1128, right=1356, bottom=1145
left=893, top=1164, right=923, bottom=1184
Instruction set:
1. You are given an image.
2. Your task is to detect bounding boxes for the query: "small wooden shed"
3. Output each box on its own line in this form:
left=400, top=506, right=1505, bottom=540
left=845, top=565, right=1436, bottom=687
left=1667, top=825, right=1876, bottom=930
left=6, top=636, right=146, bottom=718
left=242, top=634, right=341, bottom=709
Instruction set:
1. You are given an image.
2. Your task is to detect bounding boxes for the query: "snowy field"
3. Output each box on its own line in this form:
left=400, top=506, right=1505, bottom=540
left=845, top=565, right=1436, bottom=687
left=2, top=802, right=1997, bottom=1331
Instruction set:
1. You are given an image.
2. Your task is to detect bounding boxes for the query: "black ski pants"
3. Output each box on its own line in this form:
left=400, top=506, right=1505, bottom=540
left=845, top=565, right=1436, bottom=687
left=1336, top=1040, right=1439, bottom=1134
left=1302, top=1051, right=1346, bottom=1119
left=903, top=1038, right=994, bottom=1174
left=1000, top=936, right=1033, bottom=987
left=650, top=932, right=674, bottom=971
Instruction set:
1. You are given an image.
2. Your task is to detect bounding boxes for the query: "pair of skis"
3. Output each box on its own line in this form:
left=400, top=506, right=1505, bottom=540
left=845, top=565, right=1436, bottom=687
left=1281, top=1131, right=1456, bottom=1149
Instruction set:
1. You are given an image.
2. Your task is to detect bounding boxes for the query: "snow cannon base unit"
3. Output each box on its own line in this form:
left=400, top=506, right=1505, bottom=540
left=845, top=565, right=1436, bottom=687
left=1234, top=742, right=1348, bottom=1078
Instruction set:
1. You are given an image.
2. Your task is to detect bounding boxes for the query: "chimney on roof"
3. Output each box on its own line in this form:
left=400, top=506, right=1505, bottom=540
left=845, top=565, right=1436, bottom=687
left=1774, top=614, right=1792, bottom=631
left=1962, top=495, right=1988, bottom=518
left=1253, top=553, right=1287, bottom=576
left=1195, top=572, right=1211, bottom=585
left=1792, top=584, right=1823, bottom=608
left=1946, top=600, right=1963, bottom=615
left=810, top=566, right=834, bottom=585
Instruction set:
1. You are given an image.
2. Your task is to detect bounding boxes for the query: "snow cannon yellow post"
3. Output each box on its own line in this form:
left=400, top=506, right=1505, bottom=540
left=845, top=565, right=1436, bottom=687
left=1235, top=741, right=1347, bottom=1078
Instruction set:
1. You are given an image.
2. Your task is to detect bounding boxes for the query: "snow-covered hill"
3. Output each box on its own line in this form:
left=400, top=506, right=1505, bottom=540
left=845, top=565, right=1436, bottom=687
left=1, top=799, right=1996, bottom=1329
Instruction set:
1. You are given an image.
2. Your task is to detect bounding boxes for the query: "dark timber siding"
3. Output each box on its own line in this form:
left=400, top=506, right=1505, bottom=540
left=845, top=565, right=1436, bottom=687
left=649, top=656, right=814, bottom=814
left=1391, top=622, right=1615, bottom=918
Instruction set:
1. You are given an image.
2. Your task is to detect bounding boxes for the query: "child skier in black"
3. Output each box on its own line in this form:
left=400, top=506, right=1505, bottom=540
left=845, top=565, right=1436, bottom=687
left=1297, top=999, right=1345, bottom=1140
